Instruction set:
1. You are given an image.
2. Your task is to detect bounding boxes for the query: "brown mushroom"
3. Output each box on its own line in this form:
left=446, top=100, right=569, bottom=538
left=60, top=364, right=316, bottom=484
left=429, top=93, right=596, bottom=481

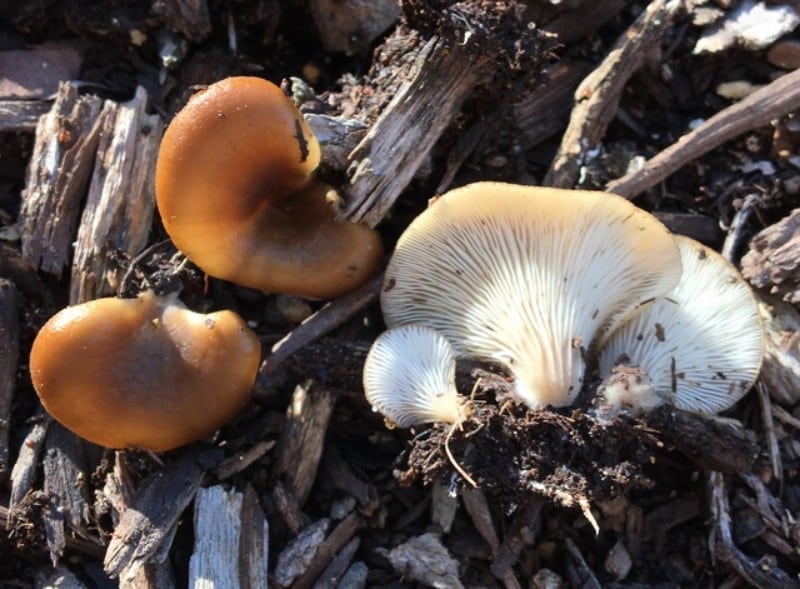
left=156, top=76, right=383, bottom=299
left=29, top=291, right=260, bottom=451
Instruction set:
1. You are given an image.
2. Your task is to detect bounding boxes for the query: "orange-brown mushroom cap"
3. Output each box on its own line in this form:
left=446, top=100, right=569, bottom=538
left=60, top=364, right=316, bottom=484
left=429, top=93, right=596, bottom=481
left=29, top=291, right=261, bottom=452
left=155, top=76, right=382, bottom=299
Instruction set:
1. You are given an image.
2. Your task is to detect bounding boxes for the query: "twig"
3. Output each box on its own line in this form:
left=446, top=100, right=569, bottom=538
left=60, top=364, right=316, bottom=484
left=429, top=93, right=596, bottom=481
left=607, top=68, right=800, bottom=199
left=757, top=383, right=783, bottom=485
left=544, top=0, right=686, bottom=188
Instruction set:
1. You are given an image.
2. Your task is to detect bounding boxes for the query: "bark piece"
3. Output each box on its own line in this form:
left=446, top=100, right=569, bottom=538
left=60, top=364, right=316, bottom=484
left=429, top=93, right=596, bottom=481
left=103, top=447, right=221, bottom=581
left=652, top=212, right=724, bottom=245
left=382, top=532, right=463, bottom=589
left=272, top=380, right=335, bottom=506
left=70, top=86, right=163, bottom=303
left=643, top=406, right=759, bottom=473
left=758, top=297, right=800, bottom=406
left=42, top=423, right=103, bottom=564
left=606, top=68, right=800, bottom=199
left=292, top=512, right=363, bottom=589
left=272, top=480, right=312, bottom=536
left=741, top=208, right=800, bottom=304
left=0, top=100, right=51, bottom=133
left=273, top=518, right=330, bottom=588
left=0, top=279, right=19, bottom=482
left=188, top=485, right=269, bottom=589
left=8, top=418, right=49, bottom=528
left=544, top=0, right=685, bottom=188
left=310, top=0, right=399, bottom=55
left=20, top=82, right=105, bottom=277
left=155, top=0, right=211, bottom=42
left=342, top=36, right=491, bottom=226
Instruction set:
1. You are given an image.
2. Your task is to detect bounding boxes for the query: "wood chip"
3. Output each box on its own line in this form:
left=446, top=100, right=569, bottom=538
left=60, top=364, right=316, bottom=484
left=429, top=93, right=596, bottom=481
left=0, top=279, right=19, bottom=482
left=103, top=447, right=221, bottom=581
left=382, top=532, right=464, bottom=589
left=188, top=485, right=269, bottom=589
left=741, top=208, right=800, bottom=304
left=20, top=82, right=105, bottom=277
left=0, top=100, right=51, bottom=133
left=69, top=86, right=163, bottom=303
left=272, top=380, right=335, bottom=506
left=273, top=518, right=330, bottom=588
left=758, top=297, right=800, bottom=406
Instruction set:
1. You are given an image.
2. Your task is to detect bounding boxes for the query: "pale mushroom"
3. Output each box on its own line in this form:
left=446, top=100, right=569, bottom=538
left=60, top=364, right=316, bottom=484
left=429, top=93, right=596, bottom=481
left=381, top=182, right=683, bottom=409
left=363, top=325, right=465, bottom=427
left=598, top=235, right=765, bottom=414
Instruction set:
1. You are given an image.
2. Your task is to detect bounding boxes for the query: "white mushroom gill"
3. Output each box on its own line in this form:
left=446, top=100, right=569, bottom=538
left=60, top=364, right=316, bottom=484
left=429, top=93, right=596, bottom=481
left=381, top=182, right=683, bottom=410
left=599, top=235, right=765, bottom=414
left=363, top=325, right=464, bottom=427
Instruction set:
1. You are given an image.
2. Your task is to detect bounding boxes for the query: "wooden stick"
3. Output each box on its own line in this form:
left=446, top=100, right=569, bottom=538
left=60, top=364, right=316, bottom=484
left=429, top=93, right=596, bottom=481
left=607, top=68, right=800, bottom=199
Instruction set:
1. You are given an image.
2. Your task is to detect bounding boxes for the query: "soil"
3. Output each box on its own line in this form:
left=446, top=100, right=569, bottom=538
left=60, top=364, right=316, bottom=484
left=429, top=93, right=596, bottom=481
left=1, top=1, right=800, bottom=588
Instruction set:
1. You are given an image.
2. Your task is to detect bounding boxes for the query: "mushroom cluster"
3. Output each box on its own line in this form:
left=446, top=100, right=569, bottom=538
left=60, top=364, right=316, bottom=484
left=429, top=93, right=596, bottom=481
left=363, top=182, right=764, bottom=427
left=30, top=291, right=261, bottom=451
left=155, top=76, right=383, bottom=299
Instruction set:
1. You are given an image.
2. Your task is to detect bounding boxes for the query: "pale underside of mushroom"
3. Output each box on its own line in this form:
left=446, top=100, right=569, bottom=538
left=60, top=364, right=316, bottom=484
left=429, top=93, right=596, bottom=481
left=599, top=235, right=765, bottom=414
left=381, top=182, right=683, bottom=410
left=363, top=324, right=464, bottom=427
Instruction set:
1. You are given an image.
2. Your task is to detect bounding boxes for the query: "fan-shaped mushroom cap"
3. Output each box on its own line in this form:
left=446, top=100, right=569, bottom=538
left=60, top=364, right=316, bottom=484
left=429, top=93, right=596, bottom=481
left=363, top=325, right=464, bottom=427
left=598, top=235, right=765, bottom=414
left=156, top=76, right=382, bottom=299
left=29, top=291, right=261, bottom=451
left=381, top=182, right=682, bottom=409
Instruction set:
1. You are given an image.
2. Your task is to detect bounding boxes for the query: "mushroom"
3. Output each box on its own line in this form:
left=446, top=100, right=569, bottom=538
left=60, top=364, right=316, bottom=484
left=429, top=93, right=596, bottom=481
left=155, top=76, right=383, bottom=299
left=381, top=182, right=683, bottom=409
left=29, top=291, right=261, bottom=451
left=597, top=235, right=764, bottom=414
left=363, top=325, right=465, bottom=427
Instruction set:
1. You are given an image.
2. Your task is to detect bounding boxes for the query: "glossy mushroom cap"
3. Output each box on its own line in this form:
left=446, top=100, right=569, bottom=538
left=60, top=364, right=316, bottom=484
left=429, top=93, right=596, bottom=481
left=598, top=235, right=765, bottom=414
left=381, top=182, right=683, bottom=409
left=156, top=76, right=382, bottom=299
left=29, top=291, right=261, bottom=451
left=363, top=325, right=464, bottom=427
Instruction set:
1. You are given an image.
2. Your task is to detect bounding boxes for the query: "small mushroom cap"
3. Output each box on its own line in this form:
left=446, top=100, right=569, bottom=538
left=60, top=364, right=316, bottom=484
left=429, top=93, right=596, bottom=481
left=363, top=325, right=463, bottom=427
left=156, top=76, right=382, bottom=299
left=29, top=291, right=261, bottom=451
left=381, top=182, right=682, bottom=409
left=599, top=235, right=765, bottom=414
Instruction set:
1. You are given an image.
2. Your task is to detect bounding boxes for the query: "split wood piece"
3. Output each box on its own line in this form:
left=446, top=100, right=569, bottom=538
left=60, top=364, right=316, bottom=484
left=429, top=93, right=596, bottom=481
left=490, top=498, right=542, bottom=580
left=153, top=0, right=211, bottom=42
left=103, top=446, right=222, bottom=581
left=288, top=514, right=364, bottom=588
left=272, top=480, right=312, bottom=536
left=70, top=86, right=163, bottom=304
left=0, top=100, right=51, bottom=133
left=741, top=207, right=800, bottom=304
left=757, top=297, right=800, bottom=406
left=308, top=536, right=360, bottom=589
left=123, top=561, right=176, bottom=589
left=7, top=417, right=49, bottom=529
left=607, top=68, right=800, bottom=199
left=258, top=273, right=382, bottom=381
left=42, top=422, right=104, bottom=564
left=543, top=0, right=628, bottom=45
left=0, top=279, right=19, bottom=482
left=341, top=36, right=491, bottom=227
left=563, top=536, right=602, bottom=589
left=272, top=380, right=335, bottom=506
left=708, top=471, right=799, bottom=589
left=544, top=0, right=685, bottom=188
left=188, top=485, right=269, bottom=588
left=19, top=82, right=105, bottom=277
left=642, top=405, right=760, bottom=474
left=513, top=60, right=594, bottom=150
left=739, top=474, right=796, bottom=559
